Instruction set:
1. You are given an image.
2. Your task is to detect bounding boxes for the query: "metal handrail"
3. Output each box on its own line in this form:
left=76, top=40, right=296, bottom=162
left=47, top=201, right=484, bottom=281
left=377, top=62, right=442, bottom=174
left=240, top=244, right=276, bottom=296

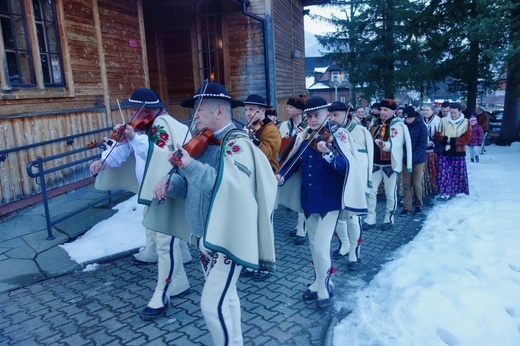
left=25, top=141, right=124, bottom=240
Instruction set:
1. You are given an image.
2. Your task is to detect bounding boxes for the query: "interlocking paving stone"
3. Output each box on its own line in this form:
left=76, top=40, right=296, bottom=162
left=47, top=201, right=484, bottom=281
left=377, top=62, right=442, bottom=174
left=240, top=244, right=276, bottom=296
left=0, top=195, right=428, bottom=345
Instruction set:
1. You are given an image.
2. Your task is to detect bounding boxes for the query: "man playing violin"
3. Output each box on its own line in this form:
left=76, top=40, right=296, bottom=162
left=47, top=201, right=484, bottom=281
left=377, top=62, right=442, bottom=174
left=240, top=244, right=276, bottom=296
left=278, top=95, right=308, bottom=245
left=364, top=98, right=412, bottom=231
left=243, top=94, right=281, bottom=173
left=89, top=88, right=192, bottom=320
left=328, top=101, right=374, bottom=271
left=276, top=96, right=367, bottom=310
left=240, top=94, right=281, bottom=282
left=152, top=83, right=277, bottom=345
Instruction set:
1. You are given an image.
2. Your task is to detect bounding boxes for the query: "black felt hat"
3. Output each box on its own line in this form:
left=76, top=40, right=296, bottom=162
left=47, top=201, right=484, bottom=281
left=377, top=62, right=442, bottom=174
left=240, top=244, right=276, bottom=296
left=287, top=95, right=307, bottom=110
left=304, top=96, right=330, bottom=113
left=328, top=101, right=349, bottom=112
left=181, top=82, right=243, bottom=109
left=121, top=88, right=165, bottom=108
left=265, top=108, right=277, bottom=117
left=379, top=99, right=397, bottom=110
left=402, top=106, right=418, bottom=118
left=243, top=94, right=271, bottom=108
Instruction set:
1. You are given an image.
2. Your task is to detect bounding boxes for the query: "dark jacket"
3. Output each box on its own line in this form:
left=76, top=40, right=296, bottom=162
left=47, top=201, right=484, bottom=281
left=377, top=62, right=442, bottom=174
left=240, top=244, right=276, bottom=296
left=404, top=115, right=428, bottom=164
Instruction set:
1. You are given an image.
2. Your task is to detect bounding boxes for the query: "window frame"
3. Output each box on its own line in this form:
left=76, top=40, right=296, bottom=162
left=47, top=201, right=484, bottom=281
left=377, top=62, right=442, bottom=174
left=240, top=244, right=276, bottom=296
left=195, top=0, right=225, bottom=85
left=0, top=0, right=71, bottom=99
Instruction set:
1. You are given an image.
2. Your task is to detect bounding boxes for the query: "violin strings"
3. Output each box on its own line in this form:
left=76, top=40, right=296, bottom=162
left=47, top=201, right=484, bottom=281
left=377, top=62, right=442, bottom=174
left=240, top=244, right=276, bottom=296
left=280, top=113, right=331, bottom=179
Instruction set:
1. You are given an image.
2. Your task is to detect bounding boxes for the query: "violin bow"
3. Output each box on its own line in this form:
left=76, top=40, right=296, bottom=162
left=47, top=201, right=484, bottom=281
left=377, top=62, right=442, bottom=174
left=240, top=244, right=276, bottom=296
left=157, top=79, right=209, bottom=207
left=280, top=113, right=331, bottom=180
left=92, top=99, right=134, bottom=178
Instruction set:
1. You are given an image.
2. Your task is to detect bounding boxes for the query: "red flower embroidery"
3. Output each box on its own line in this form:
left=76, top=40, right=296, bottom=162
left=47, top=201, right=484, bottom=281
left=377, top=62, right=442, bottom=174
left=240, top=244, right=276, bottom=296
left=232, top=145, right=240, bottom=153
left=148, top=124, right=169, bottom=147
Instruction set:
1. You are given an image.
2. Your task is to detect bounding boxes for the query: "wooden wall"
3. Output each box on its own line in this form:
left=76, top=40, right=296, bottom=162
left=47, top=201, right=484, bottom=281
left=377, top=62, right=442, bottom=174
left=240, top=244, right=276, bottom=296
left=272, top=0, right=307, bottom=122
left=0, top=0, right=310, bottom=207
left=0, top=0, right=145, bottom=206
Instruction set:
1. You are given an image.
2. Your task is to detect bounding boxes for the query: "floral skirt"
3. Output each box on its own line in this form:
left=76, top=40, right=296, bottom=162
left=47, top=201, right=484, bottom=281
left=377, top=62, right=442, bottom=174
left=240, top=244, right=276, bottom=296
left=437, top=155, right=469, bottom=196
left=423, top=152, right=438, bottom=196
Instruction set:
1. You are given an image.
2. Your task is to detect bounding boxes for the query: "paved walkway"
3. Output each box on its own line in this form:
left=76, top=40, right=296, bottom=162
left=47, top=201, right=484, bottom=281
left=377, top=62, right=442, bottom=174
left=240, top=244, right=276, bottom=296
left=0, top=184, right=431, bottom=345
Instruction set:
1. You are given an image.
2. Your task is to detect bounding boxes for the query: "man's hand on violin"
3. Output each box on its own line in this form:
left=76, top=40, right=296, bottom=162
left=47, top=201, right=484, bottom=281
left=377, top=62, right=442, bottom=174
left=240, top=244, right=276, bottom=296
left=113, top=123, right=137, bottom=141
left=275, top=174, right=284, bottom=185
left=168, top=144, right=191, bottom=168
left=153, top=177, right=173, bottom=201
left=90, top=160, right=107, bottom=174
left=374, top=138, right=385, bottom=149
left=316, top=141, right=331, bottom=154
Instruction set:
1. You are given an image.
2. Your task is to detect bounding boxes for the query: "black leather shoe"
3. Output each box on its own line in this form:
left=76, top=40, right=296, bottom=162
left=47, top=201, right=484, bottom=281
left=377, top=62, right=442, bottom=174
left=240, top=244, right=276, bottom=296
left=240, top=267, right=255, bottom=278
left=362, top=222, right=375, bottom=230
left=140, top=304, right=168, bottom=320
left=348, top=261, right=360, bottom=271
left=253, top=271, right=271, bottom=281
left=400, top=209, right=410, bottom=216
left=332, top=249, right=348, bottom=259
left=294, top=235, right=305, bottom=245
left=316, top=298, right=331, bottom=309
left=381, top=222, right=393, bottom=231
left=302, top=289, right=318, bottom=301
left=289, top=229, right=297, bottom=237
left=414, top=207, right=422, bottom=214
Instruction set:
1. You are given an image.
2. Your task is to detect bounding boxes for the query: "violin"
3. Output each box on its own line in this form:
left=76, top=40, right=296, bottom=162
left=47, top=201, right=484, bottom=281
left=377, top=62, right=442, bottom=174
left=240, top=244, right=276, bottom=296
left=168, top=129, right=215, bottom=166
left=308, top=122, right=337, bottom=153
left=109, top=114, right=155, bottom=142
left=278, top=118, right=308, bottom=165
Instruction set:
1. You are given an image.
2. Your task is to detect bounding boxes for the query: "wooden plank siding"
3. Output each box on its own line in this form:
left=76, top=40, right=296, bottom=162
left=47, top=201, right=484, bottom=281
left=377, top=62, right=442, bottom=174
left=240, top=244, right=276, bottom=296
left=272, top=0, right=307, bottom=122
left=0, top=0, right=309, bottom=208
left=0, top=109, right=112, bottom=205
left=0, top=0, right=143, bottom=206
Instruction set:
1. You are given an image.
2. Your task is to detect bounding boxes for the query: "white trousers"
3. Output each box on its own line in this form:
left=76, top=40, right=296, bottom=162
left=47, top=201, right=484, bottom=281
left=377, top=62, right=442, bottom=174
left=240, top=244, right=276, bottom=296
left=366, top=166, right=398, bottom=225
left=295, top=212, right=306, bottom=236
left=335, top=210, right=362, bottom=262
left=306, top=211, right=338, bottom=300
left=134, top=204, right=158, bottom=262
left=198, top=239, right=243, bottom=346
left=148, top=234, right=190, bottom=308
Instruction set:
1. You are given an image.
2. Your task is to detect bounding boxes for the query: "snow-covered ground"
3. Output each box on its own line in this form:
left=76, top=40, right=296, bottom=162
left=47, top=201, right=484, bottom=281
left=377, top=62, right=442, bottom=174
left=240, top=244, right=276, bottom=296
left=333, top=143, right=520, bottom=345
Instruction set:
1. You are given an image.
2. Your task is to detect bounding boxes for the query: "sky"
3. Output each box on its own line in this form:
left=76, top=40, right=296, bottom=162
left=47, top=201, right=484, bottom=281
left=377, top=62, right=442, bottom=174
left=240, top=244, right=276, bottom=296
left=304, top=5, right=342, bottom=34
left=60, top=142, right=520, bottom=344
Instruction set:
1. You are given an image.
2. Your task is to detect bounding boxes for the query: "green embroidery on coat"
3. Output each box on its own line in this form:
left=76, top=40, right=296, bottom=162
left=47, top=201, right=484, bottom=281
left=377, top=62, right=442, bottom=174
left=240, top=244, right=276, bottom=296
left=234, top=161, right=251, bottom=177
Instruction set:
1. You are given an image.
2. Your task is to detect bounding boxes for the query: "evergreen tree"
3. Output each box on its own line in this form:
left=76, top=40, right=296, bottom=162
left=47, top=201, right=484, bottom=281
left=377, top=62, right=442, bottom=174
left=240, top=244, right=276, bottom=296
left=312, top=0, right=511, bottom=115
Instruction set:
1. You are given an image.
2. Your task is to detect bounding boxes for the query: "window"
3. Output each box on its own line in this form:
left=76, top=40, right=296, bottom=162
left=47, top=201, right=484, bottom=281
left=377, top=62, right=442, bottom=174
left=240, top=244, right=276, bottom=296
left=0, top=0, right=64, bottom=89
left=331, top=72, right=343, bottom=82
left=196, top=0, right=224, bottom=84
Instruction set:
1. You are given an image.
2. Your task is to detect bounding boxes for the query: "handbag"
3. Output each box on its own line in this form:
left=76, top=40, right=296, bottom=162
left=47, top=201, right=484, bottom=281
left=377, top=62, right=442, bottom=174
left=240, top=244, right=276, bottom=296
left=433, top=139, right=444, bottom=154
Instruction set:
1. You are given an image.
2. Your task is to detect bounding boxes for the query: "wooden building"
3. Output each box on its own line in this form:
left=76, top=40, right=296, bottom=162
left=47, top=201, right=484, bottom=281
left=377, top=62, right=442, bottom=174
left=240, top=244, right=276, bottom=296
left=0, top=0, right=328, bottom=209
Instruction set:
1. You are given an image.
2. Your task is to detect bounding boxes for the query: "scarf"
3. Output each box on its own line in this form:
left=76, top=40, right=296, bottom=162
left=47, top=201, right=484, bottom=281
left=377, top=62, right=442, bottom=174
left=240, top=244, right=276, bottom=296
left=441, top=114, right=467, bottom=151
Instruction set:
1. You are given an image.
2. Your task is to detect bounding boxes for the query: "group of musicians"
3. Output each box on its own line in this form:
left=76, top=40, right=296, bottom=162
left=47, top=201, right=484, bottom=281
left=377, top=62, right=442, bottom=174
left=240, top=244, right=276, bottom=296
left=91, top=84, right=404, bottom=345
